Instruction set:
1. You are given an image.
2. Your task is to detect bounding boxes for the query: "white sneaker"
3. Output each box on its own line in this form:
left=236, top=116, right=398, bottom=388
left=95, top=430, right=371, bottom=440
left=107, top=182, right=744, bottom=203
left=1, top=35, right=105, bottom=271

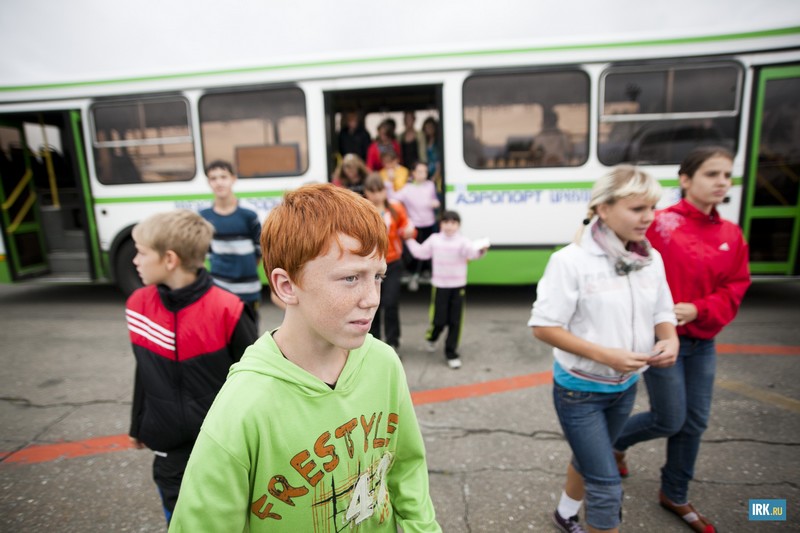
left=407, top=274, right=419, bottom=292
left=425, top=340, right=437, bottom=352
left=447, top=358, right=462, bottom=369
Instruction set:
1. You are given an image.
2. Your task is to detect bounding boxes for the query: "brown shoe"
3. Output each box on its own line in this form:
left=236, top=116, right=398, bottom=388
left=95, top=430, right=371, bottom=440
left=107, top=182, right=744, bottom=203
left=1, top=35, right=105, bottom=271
left=659, top=490, right=716, bottom=533
left=613, top=449, right=629, bottom=478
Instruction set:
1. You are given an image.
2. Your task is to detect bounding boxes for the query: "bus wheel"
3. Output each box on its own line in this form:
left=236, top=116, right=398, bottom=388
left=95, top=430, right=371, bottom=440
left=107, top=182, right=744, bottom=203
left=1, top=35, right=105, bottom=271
left=115, top=239, right=143, bottom=296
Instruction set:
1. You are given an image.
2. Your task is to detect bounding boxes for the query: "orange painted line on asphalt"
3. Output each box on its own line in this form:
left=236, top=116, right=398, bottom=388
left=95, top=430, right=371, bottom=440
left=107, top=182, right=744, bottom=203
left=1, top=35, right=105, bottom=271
left=5, top=343, right=799, bottom=467
left=2, top=434, right=133, bottom=465
left=411, top=370, right=553, bottom=405
left=3, top=371, right=554, bottom=466
left=717, top=343, right=800, bottom=355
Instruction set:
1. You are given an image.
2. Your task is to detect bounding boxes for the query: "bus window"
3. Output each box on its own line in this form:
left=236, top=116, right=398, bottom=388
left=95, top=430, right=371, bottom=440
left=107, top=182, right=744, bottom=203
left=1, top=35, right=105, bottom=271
left=199, top=87, right=308, bottom=178
left=599, top=63, right=742, bottom=165
left=462, top=70, right=589, bottom=169
left=91, top=98, right=195, bottom=184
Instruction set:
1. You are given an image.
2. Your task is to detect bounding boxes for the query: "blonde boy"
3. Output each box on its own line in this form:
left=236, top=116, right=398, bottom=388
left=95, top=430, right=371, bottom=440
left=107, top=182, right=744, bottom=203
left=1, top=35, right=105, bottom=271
left=127, top=210, right=257, bottom=524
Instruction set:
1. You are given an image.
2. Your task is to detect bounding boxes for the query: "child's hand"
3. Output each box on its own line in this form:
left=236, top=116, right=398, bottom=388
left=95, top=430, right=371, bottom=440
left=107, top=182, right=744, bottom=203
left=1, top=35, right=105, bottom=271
left=402, top=225, right=416, bottom=239
left=129, top=437, right=147, bottom=450
left=473, top=238, right=490, bottom=254
left=599, top=347, right=651, bottom=373
left=648, top=338, right=679, bottom=368
left=674, top=302, right=698, bottom=326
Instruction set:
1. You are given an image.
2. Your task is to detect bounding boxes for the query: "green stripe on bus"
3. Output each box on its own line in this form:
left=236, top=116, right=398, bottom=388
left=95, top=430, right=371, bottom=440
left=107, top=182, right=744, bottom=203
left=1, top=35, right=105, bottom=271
left=2, top=26, right=798, bottom=92
left=445, top=177, right=741, bottom=193
left=467, top=248, right=559, bottom=285
left=93, top=189, right=286, bottom=204
left=749, top=262, right=793, bottom=275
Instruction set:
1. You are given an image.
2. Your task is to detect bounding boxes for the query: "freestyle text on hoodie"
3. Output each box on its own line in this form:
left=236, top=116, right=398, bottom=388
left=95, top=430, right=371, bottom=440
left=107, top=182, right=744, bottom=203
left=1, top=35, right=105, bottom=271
left=169, top=333, right=440, bottom=533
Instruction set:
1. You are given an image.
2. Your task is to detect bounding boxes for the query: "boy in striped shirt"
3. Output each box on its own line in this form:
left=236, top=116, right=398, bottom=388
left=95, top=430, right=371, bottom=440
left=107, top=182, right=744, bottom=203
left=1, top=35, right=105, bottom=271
left=200, top=160, right=264, bottom=322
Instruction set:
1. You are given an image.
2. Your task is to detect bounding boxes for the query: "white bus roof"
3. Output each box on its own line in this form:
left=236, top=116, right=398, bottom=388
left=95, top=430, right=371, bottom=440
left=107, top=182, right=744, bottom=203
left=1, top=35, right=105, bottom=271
left=1, top=0, right=799, bottom=102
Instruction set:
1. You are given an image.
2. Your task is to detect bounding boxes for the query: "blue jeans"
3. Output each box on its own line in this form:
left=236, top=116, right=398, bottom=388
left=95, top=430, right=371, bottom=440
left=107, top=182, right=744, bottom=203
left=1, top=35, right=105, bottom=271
left=553, top=382, right=637, bottom=530
left=614, top=337, right=716, bottom=503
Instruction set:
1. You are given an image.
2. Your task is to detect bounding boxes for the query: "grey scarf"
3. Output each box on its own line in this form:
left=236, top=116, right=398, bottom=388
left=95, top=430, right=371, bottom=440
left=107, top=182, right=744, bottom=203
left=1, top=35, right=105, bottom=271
left=590, top=219, right=653, bottom=276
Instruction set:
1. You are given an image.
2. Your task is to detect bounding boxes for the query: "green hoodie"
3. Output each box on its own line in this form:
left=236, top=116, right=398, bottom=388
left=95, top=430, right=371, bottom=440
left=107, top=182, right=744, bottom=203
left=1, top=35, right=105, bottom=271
left=169, top=332, right=440, bottom=532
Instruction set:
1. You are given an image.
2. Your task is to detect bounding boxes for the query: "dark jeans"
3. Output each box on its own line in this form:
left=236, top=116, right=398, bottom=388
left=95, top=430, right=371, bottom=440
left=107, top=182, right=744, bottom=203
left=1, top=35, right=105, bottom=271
left=427, top=286, right=465, bottom=359
left=615, top=337, right=716, bottom=503
left=152, top=444, right=192, bottom=524
left=370, top=260, right=403, bottom=347
left=553, top=382, right=637, bottom=530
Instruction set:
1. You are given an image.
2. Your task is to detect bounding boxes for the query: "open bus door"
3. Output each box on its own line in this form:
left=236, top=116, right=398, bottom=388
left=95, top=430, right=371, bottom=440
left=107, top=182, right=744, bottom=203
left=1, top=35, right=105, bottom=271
left=0, top=111, right=100, bottom=284
left=323, top=84, right=443, bottom=191
left=743, top=65, right=800, bottom=276
left=0, top=121, right=49, bottom=280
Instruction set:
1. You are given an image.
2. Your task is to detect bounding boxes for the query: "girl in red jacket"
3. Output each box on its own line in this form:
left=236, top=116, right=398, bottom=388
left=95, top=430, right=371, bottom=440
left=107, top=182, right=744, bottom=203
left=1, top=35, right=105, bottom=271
left=614, top=146, right=751, bottom=533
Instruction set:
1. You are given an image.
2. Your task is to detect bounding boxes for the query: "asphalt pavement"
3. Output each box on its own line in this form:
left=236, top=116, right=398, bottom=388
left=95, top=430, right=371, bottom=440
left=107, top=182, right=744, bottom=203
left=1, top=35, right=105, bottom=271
left=1, top=279, right=798, bottom=532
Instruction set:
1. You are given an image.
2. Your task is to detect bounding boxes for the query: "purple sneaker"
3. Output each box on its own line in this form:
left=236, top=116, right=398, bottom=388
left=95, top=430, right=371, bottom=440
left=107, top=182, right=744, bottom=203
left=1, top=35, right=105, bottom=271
left=552, top=510, right=587, bottom=533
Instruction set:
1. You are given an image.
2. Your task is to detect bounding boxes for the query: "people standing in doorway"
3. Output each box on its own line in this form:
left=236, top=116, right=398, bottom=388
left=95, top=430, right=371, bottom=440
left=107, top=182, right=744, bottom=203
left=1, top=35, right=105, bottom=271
left=400, top=110, right=426, bottom=168
left=200, top=160, right=264, bottom=323
left=331, top=153, right=369, bottom=197
left=613, top=146, right=750, bottom=533
left=395, top=161, right=441, bottom=290
left=529, top=165, right=678, bottom=533
left=363, top=174, right=415, bottom=352
left=379, top=149, right=410, bottom=193
left=422, top=117, right=443, bottom=194
left=366, top=119, right=402, bottom=172
left=337, top=110, right=371, bottom=162
left=405, top=210, right=487, bottom=369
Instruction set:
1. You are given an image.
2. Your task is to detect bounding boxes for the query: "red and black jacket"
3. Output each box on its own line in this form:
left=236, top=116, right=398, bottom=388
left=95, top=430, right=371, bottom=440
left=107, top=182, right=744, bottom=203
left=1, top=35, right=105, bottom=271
left=127, top=269, right=257, bottom=452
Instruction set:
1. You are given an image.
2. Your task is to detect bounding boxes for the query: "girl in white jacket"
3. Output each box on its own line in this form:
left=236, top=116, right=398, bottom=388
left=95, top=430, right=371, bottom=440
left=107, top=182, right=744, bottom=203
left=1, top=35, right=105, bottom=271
left=529, top=165, right=679, bottom=533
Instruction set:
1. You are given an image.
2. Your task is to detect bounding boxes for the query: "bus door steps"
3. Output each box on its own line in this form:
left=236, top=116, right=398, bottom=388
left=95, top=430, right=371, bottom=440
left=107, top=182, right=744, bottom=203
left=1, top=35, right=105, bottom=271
left=22, top=272, right=94, bottom=284
left=47, top=250, right=89, bottom=274
left=41, top=206, right=86, bottom=252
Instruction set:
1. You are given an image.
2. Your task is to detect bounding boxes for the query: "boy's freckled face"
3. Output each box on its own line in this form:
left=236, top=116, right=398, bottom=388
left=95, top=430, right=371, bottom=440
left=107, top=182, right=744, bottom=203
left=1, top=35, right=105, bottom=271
left=207, top=168, right=236, bottom=199
left=293, top=234, right=386, bottom=351
left=132, top=242, right=168, bottom=286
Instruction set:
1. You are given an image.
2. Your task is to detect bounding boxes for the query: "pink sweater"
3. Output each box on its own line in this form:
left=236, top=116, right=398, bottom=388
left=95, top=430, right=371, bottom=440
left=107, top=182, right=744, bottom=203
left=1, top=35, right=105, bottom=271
left=405, top=232, right=484, bottom=288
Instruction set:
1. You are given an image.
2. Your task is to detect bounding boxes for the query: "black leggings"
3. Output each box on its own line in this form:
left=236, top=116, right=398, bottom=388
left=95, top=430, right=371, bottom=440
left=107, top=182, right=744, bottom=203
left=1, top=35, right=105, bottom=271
left=369, top=260, right=403, bottom=347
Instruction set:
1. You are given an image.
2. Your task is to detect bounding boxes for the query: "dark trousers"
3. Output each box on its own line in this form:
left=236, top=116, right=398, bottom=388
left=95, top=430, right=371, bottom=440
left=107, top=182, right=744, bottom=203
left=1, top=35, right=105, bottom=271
left=152, top=444, right=192, bottom=525
left=370, top=260, right=403, bottom=347
left=427, top=286, right=465, bottom=359
left=404, top=224, right=436, bottom=275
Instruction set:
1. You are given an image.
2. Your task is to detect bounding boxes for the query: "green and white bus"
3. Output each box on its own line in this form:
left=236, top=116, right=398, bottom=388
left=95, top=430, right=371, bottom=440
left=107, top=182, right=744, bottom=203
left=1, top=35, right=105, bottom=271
left=1, top=1, right=798, bottom=294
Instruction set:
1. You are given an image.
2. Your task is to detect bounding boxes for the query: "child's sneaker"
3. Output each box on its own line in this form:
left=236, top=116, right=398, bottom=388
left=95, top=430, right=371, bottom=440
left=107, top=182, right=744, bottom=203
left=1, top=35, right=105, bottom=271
left=552, top=510, right=587, bottom=533
left=425, top=340, right=437, bottom=352
left=447, top=357, right=462, bottom=369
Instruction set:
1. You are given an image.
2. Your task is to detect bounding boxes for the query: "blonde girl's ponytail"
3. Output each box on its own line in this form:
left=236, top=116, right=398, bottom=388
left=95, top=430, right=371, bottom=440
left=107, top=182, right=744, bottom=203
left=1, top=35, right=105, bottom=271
left=574, top=208, right=595, bottom=243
